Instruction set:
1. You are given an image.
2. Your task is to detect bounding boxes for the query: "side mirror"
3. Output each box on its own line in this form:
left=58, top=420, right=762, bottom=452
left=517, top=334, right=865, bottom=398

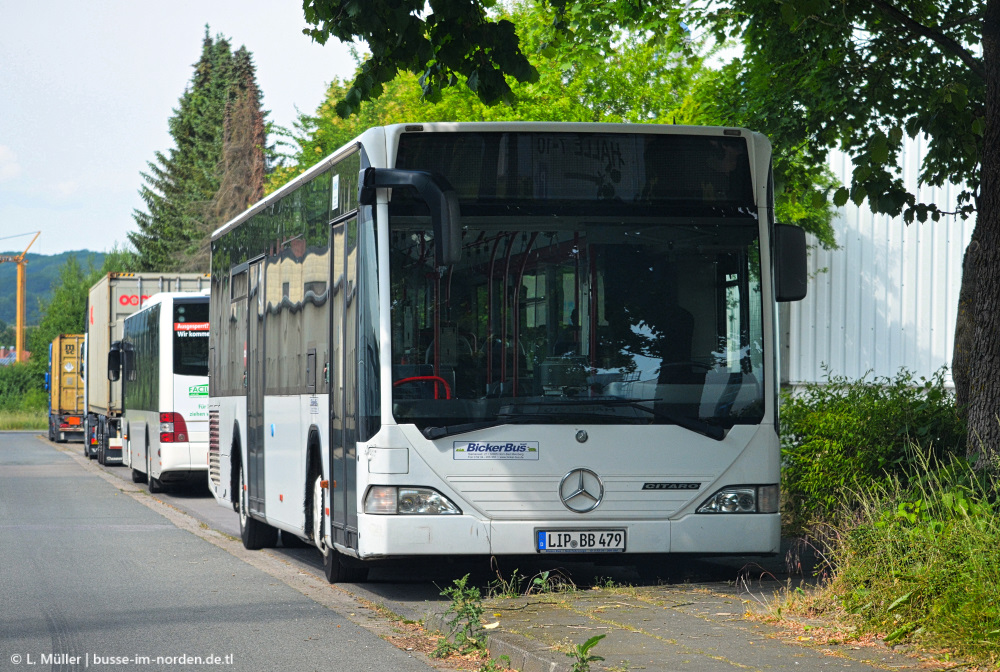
left=359, top=168, right=462, bottom=266
left=108, top=341, right=121, bottom=382
left=775, top=224, right=808, bottom=302
left=44, top=372, right=51, bottom=392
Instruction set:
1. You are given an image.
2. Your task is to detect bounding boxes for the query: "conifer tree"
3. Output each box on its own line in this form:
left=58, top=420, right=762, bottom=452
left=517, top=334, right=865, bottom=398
left=131, top=28, right=268, bottom=271
left=184, top=47, right=268, bottom=271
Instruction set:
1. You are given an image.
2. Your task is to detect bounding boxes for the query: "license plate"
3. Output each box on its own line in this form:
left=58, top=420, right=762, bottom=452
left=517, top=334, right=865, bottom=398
left=536, top=529, right=626, bottom=553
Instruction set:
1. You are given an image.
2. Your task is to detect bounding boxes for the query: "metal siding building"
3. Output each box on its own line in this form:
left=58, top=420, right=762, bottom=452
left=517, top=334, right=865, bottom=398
left=783, top=139, right=975, bottom=387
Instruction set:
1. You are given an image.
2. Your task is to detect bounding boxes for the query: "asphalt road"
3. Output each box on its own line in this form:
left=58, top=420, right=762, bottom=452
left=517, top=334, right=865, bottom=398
left=0, top=431, right=435, bottom=672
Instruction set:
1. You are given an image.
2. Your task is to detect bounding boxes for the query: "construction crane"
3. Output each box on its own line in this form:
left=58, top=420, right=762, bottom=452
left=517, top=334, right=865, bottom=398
left=0, top=231, right=41, bottom=363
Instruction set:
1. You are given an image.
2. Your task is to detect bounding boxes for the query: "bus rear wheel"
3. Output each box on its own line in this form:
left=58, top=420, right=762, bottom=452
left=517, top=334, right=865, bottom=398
left=238, top=462, right=277, bottom=550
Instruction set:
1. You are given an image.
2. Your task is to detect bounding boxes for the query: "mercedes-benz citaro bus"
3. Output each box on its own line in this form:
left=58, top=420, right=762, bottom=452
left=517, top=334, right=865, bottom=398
left=206, top=122, right=807, bottom=582
left=111, top=290, right=211, bottom=493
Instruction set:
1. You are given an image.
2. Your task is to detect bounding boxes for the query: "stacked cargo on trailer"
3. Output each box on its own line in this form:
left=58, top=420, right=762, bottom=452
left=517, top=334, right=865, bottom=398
left=46, top=334, right=85, bottom=443
left=84, top=272, right=210, bottom=464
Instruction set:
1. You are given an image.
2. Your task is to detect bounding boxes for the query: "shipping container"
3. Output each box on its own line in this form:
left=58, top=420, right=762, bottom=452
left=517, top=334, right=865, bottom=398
left=84, top=272, right=210, bottom=464
left=46, top=334, right=85, bottom=443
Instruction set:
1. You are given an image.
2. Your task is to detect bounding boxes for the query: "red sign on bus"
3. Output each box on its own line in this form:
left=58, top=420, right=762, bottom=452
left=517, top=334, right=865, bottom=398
left=174, top=322, right=210, bottom=332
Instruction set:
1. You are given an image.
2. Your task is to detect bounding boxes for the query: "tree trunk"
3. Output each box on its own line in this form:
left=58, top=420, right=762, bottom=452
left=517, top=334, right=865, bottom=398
left=967, top=0, right=1000, bottom=470
left=952, top=238, right=978, bottom=415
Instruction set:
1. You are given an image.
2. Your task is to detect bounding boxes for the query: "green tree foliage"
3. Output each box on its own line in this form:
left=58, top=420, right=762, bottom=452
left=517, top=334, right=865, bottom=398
left=301, top=0, right=992, bottom=464
left=282, top=2, right=836, bottom=243
left=696, top=0, right=990, bottom=465
left=131, top=29, right=269, bottom=272
left=780, top=369, right=965, bottom=534
left=0, top=363, right=46, bottom=412
left=302, top=0, right=540, bottom=116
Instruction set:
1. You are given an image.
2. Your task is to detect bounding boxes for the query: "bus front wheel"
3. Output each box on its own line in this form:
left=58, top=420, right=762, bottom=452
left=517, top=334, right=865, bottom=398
left=315, top=475, right=368, bottom=584
left=323, top=544, right=368, bottom=584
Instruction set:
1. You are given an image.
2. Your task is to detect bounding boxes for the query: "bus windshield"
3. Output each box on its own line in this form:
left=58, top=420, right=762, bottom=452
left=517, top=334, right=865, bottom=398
left=389, top=221, right=763, bottom=437
left=388, top=130, right=765, bottom=438
left=173, top=300, right=209, bottom=377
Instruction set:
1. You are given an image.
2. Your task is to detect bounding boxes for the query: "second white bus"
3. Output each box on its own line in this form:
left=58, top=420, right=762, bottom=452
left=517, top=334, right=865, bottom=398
left=110, top=291, right=211, bottom=493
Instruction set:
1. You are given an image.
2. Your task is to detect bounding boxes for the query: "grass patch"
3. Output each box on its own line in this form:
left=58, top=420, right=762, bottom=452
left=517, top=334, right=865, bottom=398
left=0, top=409, right=47, bottom=430
left=778, top=450, right=1000, bottom=669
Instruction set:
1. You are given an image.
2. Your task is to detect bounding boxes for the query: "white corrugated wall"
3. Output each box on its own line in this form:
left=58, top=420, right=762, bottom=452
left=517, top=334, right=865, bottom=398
left=783, top=138, right=976, bottom=387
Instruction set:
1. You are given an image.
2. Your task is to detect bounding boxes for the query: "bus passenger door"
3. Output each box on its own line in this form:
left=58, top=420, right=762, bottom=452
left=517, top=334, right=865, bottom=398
left=246, top=259, right=266, bottom=518
left=329, top=218, right=358, bottom=547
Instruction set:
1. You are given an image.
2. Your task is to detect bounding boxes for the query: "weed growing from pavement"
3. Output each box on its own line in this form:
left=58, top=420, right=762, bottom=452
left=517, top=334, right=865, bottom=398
left=434, top=574, right=487, bottom=658
left=526, top=569, right=576, bottom=595
left=476, top=654, right=513, bottom=671
left=488, top=566, right=525, bottom=598
left=566, top=634, right=606, bottom=672
left=488, top=565, right=576, bottom=598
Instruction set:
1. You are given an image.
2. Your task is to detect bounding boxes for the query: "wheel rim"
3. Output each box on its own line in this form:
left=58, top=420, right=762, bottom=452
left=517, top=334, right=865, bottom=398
left=313, top=475, right=328, bottom=557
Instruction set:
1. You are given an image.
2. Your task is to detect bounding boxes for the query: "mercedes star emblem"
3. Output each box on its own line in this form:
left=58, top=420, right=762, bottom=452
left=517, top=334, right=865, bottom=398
left=559, top=468, right=604, bottom=513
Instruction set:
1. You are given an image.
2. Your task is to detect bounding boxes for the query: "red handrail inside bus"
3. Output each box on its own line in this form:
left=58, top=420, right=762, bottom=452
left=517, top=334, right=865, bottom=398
left=393, top=375, right=452, bottom=400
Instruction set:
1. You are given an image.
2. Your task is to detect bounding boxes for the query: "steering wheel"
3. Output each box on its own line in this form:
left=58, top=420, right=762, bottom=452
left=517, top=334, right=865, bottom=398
left=393, top=376, right=452, bottom=400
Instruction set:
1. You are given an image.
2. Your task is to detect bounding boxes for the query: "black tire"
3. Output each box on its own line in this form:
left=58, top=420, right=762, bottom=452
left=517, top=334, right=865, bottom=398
left=238, top=462, right=277, bottom=550
left=131, top=468, right=147, bottom=484
left=97, top=420, right=107, bottom=465
left=315, top=471, right=367, bottom=584
left=96, top=419, right=103, bottom=464
left=47, top=418, right=55, bottom=442
left=323, top=544, right=368, bottom=583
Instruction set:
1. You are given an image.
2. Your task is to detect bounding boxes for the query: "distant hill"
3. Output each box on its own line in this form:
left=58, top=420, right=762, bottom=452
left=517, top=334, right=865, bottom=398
left=0, top=250, right=106, bottom=327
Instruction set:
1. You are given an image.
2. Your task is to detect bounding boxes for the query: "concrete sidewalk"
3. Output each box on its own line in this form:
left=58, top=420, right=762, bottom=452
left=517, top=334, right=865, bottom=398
left=352, top=563, right=933, bottom=672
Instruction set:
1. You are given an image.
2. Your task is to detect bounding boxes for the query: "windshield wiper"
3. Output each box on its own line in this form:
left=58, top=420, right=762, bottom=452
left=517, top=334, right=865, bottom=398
left=501, top=397, right=728, bottom=441
left=422, top=416, right=533, bottom=440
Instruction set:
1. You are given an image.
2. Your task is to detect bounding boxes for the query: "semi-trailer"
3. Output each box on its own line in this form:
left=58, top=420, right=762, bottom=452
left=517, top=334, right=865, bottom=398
left=84, top=272, right=210, bottom=464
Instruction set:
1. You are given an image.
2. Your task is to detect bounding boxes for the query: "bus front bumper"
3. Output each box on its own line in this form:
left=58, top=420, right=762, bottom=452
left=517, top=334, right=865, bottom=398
left=354, top=513, right=781, bottom=558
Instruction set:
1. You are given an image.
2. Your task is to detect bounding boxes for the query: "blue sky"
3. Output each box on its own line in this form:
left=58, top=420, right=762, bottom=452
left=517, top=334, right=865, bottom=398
left=0, top=0, right=355, bottom=256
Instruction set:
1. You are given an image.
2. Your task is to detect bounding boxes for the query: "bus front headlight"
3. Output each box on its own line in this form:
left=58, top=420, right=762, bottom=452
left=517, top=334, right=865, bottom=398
left=697, top=485, right=779, bottom=514
left=364, top=486, right=461, bottom=515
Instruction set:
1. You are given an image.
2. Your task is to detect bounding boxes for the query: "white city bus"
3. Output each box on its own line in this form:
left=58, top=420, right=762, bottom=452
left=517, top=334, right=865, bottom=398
left=207, top=122, right=807, bottom=582
left=111, top=291, right=211, bottom=493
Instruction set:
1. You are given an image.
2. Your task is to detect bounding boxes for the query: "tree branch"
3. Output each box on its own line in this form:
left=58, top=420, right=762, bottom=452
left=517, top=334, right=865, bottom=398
left=869, top=0, right=984, bottom=81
